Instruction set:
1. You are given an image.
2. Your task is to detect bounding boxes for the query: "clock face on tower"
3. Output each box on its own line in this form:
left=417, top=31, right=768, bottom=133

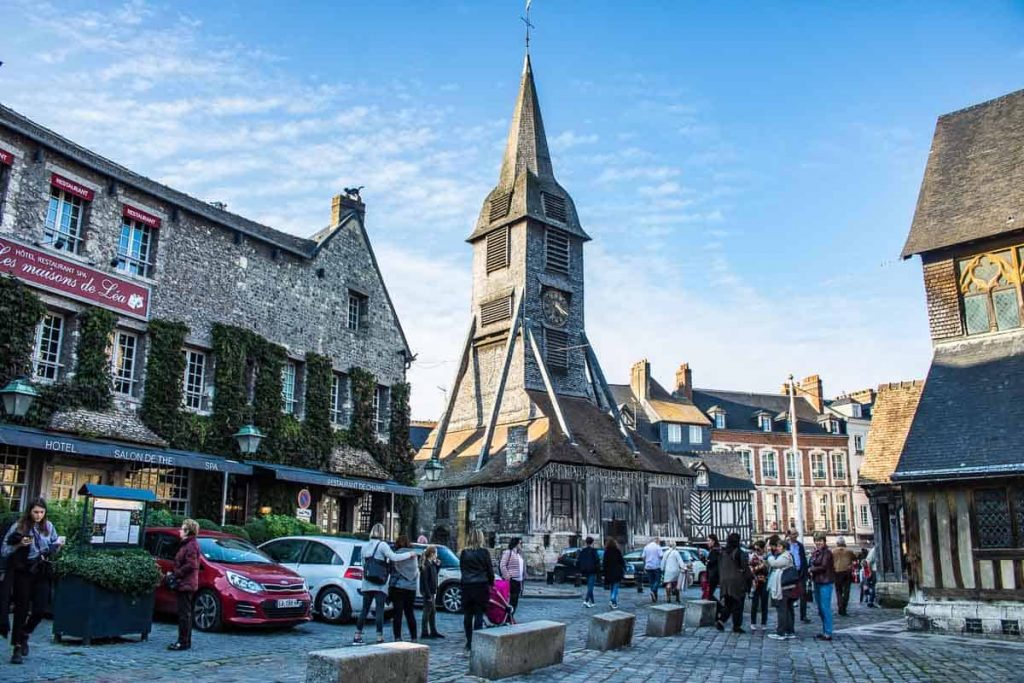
left=541, top=289, right=570, bottom=328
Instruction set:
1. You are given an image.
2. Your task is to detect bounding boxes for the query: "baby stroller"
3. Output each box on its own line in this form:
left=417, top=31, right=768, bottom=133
left=484, top=578, right=516, bottom=626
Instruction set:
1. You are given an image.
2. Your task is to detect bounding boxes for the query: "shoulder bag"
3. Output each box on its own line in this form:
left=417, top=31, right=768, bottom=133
left=364, top=541, right=390, bottom=586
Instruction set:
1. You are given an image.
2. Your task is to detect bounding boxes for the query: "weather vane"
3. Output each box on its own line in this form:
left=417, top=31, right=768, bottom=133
left=521, top=0, right=535, bottom=53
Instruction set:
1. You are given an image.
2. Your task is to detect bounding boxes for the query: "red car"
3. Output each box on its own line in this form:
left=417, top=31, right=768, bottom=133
left=145, top=528, right=312, bottom=632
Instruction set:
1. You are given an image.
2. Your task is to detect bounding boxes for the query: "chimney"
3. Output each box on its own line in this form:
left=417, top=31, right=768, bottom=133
left=798, top=374, right=824, bottom=413
left=849, top=388, right=876, bottom=405
left=331, top=191, right=365, bottom=226
left=674, top=362, right=693, bottom=401
left=630, top=359, right=651, bottom=401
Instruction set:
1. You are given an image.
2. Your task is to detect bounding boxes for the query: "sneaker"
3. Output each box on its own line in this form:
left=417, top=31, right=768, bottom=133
left=785, top=633, right=798, bottom=640
left=610, top=602, right=618, bottom=609
left=376, top=634, right=385, bottom=644
left=815, top=634, right=833, bottom=641
left=583, top=601, right=592, bottom=608
left=767, top=633, right=785, bottom=641
left=352, top=632, right=364, bottom=646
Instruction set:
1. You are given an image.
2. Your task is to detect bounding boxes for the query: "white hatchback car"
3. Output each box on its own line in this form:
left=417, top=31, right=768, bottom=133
left=260, top=536, right=366, bottom=624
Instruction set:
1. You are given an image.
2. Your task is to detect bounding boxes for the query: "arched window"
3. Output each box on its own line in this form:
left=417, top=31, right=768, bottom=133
left=959, top=249, right=1023, bottom=335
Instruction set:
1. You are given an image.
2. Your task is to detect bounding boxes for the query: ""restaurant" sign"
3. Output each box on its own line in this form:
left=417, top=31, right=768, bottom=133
left=0, top=236, right=151, bottom=319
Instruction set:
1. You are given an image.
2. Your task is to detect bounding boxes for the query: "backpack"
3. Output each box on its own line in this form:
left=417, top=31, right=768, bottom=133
left=363, top=541, right=390, bottom=586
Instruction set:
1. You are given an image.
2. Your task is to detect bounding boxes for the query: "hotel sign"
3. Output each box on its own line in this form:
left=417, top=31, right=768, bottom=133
left=0, top=236, right=151, bottom=320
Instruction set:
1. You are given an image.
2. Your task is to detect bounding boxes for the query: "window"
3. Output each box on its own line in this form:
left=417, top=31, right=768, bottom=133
left=739, top=450, right=752, bottom=476
left=125, top=464, right=189, bottom=515
left=761, top=451, right=777, bottom=479
left=262, top=538, right=307, bottom=564
left=818, top=494, right=831, bottom=530
left=688, top=425, right=702, bottom=443
left=714, top=412, right=726, bottom=429
left=811, top=452, right=827, bottom=480
left=958, top=249, right=1023, bottom=335
left=0, top=158, right=12, bottom=219
left=696, top=469, right=708, bottom=487
left=836, top=495, right=849, bottom=531
left=183, top=350, right=207, bottom=411
left=347, top=290, right=367, bottom=330
left=281, top=361, right=297, bottom=414
left=785, top=451, right=797, bottom=481
left=973, top=487, right=1023, bottom=549
left=551, top=481, right=573, bottom=517
left=859, top=505, right=870, bottom=529
left=116, top=217, right=154, bottom=277
left=44, top=185, right=86, bottom=254
left=651, top=488, right=669, bottom=523
left=435, top=497, right=449, bottom=519
left=330, top=373, right=348, bottom=426
left=545, top=228, right=570, bottom=274
left=32, top=313, right=64, bottom=382
left=0, top=445, right=29, bottom=512
left=666, top=424, right=682, bottom=443
left=854, top=434, right=864, bottom=453
left=851, top=404, right=862, bottom=418
left=303, top=542, right=342, bottom=566
left=374, top=385, right=389, bottom=436
left=111, top=331, right=138, bottom=396
left=764, top=492, right=780, bottom=531
left=830, top=420, right=842, bottom=435
left=759, top=415, right=772, bottom=432
left=832, top=452, right=846, bottom=479
left=544, top=327, right=568, bottom=371
left=485, top=226, right=510, bottom=273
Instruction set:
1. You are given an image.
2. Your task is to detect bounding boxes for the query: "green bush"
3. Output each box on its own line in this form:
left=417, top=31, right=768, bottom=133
left=55, top=548, right=162, bottom=596
left=220, top=524, right=250, bottom=541
left=146, top=508, right=174, bottom=528
left=45, top=499, right=85, bottom=547
left=243, top=515, right=318, bottom=545
left=196, top=518, right=222, bottom=531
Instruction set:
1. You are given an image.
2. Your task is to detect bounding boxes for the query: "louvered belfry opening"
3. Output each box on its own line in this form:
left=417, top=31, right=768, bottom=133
left=486, top=226, right=510, bottom=273
left=489, top=191, right=512, bottom=222
left=480, top=295, right=513, bottom=326
left=545, top=228, right=569, bottom=274
left=541, top=191, right=566, bottom=222
left=544, top=327, right=569, bottom=371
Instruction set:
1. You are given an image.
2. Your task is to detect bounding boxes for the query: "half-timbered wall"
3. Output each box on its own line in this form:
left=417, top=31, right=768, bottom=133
left=690, top=488, right=754, bottom=544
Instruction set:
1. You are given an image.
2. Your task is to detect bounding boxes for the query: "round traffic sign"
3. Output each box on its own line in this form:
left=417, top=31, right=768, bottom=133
left=297, top=488, right=312, bottom=510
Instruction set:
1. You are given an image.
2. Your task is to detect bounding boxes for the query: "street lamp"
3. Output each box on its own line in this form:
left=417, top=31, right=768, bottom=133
left=0, top=378, right=39, bottom=417
left=232, top=424, right=265, bottom=455
left=424, top=458, right=444, bottom=483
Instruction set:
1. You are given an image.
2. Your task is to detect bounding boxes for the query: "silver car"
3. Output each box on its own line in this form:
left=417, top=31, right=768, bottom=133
left=260, top=536, right=366, bottom=624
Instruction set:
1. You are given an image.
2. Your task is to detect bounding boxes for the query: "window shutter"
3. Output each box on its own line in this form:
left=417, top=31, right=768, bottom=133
left=480, top=295, right=513, bottom=326
left=489, top=192, right=512, bottom=222
left=544, top=328, right=569, bottom=370
left=541, top=192, right=567, bottom=222
left=486, top=226, right=510, bottom=274
left=545, top=229, right=570, bottom=274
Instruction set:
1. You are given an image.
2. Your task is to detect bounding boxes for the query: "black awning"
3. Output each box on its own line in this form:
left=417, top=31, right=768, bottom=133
left=247, top=461, right=422, bottom=497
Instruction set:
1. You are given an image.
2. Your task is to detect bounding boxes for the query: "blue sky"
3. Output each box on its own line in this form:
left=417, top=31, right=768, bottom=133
left=2, top=1, right=1022, bottom=418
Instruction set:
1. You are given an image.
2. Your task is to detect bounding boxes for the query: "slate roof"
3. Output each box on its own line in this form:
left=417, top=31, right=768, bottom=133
left=673, top=452, right=756, bottom=491
left=608, top=380, right=710, bottom=426
left=902, top=88, right=1024, bottom=258
left=327, top=444, right=390, bottom=481
left=49, top=408, right=167, bottom=447
left=859, top=381, right=924, bottom=486
left=893, top=333, right=1024, bottom=482
left=691, top=388, right=833, bottom=434
left=414, top=390, right=694, bottom=489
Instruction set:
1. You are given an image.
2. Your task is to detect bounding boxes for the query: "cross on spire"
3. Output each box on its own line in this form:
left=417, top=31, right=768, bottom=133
left=521, top=1, right=535, bottom=53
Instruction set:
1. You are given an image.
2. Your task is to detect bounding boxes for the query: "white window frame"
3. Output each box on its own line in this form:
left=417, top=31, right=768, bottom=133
left=44, top=186, right=86, bottom=254
left=182, top=349, right=207, bottom=412
left=281, top=361, right=297, bottom=414
left=832, top=452, right=847, bottom=479
left=764, top=492, right=780, bottom=530
left=739, top=450, right=752, bottom=476
left=374, top=385, right=388, bottom=437
left=811, top=452, right=827, bottom=480
left=714, top=412, right=726, bottom=429
left=347, top=290, right=367, bottom=330
left=854, top=434, right=864, bottom=452
left=851, top=404, right=862, bottom=418
left=330, top=373, right=349, bottom=426
left=859, top=504, right=870, bottom=528
left=836, top=495, right=849, bottom=531
left=116, top=217, right=155, bottom=278
left=830, top=420, right=841, bottom=435
left=688, top=425, right=702, bottom=443
left=696, top=469, right=709, bottom=487
left=111, top=330, right=138, bottom=396
left=785, top=451, right=797, bottom=481
left=761, top=450, right=777, bottom=479
left=759, top=415, right=772, bottom=432
left=818, top=494, right=831, bottom=530
left=32, top=312, right=64, bottom=383
left=666, top=423, right=682, bottom=443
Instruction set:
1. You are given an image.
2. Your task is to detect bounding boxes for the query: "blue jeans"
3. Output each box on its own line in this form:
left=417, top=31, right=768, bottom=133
left=645, top=569, right=661, bottom=596
left=585, top=573, right=597, bottom=603
left=814, top=582, right=834, bottom=636
left=609, top=582, right=620, bottom=605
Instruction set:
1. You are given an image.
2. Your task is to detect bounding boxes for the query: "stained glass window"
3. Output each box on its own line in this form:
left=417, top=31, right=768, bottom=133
left=975, top=488, right=1011, bottom=549
left=958, top=250, right=1022, bottom=336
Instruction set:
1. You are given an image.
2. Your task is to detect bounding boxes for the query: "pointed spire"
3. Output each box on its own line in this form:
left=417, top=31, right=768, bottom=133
left=498, top=54, right=554, bottom=188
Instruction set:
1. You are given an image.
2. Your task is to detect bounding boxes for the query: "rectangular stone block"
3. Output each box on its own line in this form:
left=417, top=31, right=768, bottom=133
left=469, top=620, right=566, bottom=680
left=586, top=610, right=635, bottom=651
left=646, top=604, right=684, bottom=637
left=685, top=599, right=717, bottom=628
left=306, top=642, right=428, bottom=683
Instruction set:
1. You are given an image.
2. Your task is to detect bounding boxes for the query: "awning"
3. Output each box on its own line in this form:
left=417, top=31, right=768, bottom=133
left=248, top=461, right=423, bottom=497
left=0, top=424, right=252, bottom=475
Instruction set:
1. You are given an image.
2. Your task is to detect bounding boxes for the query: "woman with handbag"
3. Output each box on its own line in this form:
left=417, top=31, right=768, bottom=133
left=602, top=538, right=626, bottom=609
left=498, top=538, right=525, bottom=612
left=459, top=529, right=494, bottom=653
left=168, top=518, right=200, bottom=651
left=1, top=497, right=63, bottom=664
left=353, top=523, right=415, bottom=645
left=388, top=535, right=420, bottom=642
left=765, top=534, right=798, bottom=641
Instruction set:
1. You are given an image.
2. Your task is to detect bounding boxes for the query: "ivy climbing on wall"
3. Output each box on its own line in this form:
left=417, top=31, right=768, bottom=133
left=0, top=275, right=45, bottom=387
left=140, top=319, right=188, bottom=441
left=72, top=307, right=116, bottom=411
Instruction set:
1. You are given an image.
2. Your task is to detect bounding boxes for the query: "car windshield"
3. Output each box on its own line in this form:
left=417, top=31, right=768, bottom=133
left=409, top=544, right=460, bottom=568
left=199, top=537, right=273, bottom=564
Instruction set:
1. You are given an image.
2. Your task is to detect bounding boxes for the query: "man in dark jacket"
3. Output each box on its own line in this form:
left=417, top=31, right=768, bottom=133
left=577, top=537, right=600, bottom=608
left=716, top=533, right=752, bottom=633
left=788, top=528, right=811, bottom=623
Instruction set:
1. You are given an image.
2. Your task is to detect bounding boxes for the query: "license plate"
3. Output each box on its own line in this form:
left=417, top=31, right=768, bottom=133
left=277, top=599, right=302, bottom=608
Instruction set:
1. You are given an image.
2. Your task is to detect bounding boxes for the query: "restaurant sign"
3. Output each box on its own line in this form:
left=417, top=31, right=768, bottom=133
left=0, top=235, right=151, bottom=320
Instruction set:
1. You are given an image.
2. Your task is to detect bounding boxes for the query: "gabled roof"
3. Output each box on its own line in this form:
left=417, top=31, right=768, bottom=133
left=902, top=88, right=1024, bottom=258
left=692, top=388, right=834, bottom=435
left=674, top=452, right=756, bottom=491
left=893, top=334, right=1024, bottom=482
left=608, top=379, right=710, bottom=426
left=860, top=381, right=924, bottom=486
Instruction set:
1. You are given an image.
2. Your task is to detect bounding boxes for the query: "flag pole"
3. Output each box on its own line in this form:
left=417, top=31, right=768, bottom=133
left=788, top=374, right=805, bottom=541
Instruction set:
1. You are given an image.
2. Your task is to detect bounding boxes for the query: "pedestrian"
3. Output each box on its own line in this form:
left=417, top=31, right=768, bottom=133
left=3, top=498, right=64, bottom=663
left=642, top=536, right=663, bottom=603
left=660, top=541, right=684, bottom=604
left=419, top=545, right=444, bottom=639
left=544, top=544, right=558, bottom=585
left=705, top=534, right=722, bottom=602
left=353, top=523, right=416, bottom=645
left=498, top=537, right=525, bottom=612
left=167, top=518, right=199, bottom=651
left=766, top=534, right=797, bottom=641
left=716, top=532, right=751, bottom=633
left=863, top=543, right=878, bottom=608
left=417, top=531, right=429, bottom=544
left=831, top=536, right=857, bottom=616
left=459, top=529, right=494, bottom=652
left=577, top=536, right=600, bottom=608
left=602, top=538, right=626, bottom=609
left=808, top=531, right=835, bottom=641
left=787, top=529, right=811, bottom=623
left=749, top=540, right=770, bottom=631
left=389, top=535, right=419, bottom=642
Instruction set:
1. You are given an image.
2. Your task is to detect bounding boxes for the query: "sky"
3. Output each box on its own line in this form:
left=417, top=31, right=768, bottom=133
left=1, top=1, right=1022, bottom=419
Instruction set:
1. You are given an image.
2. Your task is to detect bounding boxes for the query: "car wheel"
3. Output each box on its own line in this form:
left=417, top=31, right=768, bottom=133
left=317, top=586, right=351, bottom=624
left=553, top=567, right=566, bottom=584
left=193, top=589, right=222, bottom=632
left=440, top=583, right=463, bottom=613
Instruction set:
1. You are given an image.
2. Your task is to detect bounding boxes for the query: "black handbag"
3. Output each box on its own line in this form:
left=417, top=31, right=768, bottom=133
left=780, top=566, right=800, bottom=589
left=363, top=542, right=390, bottom=586
left=164, top=573, right=180, bottom=590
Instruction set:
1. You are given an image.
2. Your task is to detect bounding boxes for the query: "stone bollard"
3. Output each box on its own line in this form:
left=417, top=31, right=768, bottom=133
left=684, top=599, right=717, bottom=629
left=469, top=620, right=566, bottom=680
left=306, top=642, right=429, bottom=683
left=586, top=610, right=635, bottom=651
left=646, top=603, right=684, bottom=637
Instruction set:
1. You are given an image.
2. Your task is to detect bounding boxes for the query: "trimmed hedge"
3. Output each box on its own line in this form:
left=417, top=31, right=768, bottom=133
left=243, top=515, right=319, bottom=545
left=55, top=549, right=162, bottom=596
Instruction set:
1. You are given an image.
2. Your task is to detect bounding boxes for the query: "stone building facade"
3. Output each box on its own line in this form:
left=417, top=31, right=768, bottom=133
left=0, top=103, right=418, bottom=529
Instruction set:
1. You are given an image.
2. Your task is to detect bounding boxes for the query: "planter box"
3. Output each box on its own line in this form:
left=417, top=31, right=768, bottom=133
left=52, top=575, right=154, bottom=645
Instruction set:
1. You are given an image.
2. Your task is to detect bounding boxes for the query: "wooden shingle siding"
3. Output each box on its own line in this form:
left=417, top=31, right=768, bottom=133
left=923, top=257, right=964, bottom=340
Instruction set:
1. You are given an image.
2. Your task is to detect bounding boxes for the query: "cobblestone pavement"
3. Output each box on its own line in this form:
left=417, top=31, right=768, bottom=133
left=6, top=583, right=1024, bottom=682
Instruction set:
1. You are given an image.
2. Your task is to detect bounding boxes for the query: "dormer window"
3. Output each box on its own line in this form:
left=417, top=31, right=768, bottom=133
left=830, top=420, right=842, bottom=435
left=759, top=415, right=772, bottom=432
left=850, top=404, right=862, bottom=419
left=710, top=409, right=726, bottom=429
left=696, top=468, right=709, bottom=487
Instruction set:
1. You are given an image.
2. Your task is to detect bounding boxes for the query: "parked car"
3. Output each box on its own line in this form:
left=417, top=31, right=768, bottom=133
left=145, top=528, right=311, bottom=632
left=259, top=535, right=366, bottom=624
left=677, top=546, right=708, bottom=583
left=623, top=547, right=707, bottom=586
left=552, top=547, right=634, bottom=584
